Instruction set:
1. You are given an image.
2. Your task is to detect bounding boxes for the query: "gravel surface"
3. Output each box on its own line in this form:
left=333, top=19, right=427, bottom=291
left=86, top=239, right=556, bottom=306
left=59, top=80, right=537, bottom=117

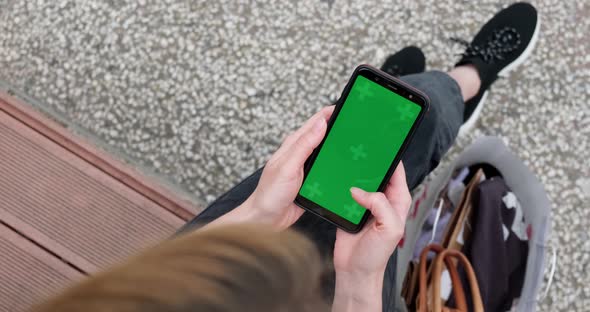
left=0, top=0, right=588, bottom=310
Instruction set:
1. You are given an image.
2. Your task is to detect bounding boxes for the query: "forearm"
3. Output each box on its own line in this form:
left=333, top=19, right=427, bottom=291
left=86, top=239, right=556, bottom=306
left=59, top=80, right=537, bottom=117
left=332, top=271, right=384, bottom=312
left=200, top=198, right=260, bottom=230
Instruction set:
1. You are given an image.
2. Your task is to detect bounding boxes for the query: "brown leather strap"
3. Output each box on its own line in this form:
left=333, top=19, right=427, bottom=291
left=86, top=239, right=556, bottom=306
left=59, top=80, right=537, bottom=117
left=418, top=244, right=443, bottom=312
left=417, top=244, right=467, bottom=312
left=432, top=249, right=484, bottom=312
left=438, top=255, right=468, bottom=311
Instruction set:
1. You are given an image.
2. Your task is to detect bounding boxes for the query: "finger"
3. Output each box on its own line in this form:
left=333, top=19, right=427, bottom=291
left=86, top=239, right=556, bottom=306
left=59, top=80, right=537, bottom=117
left=279, top=116, right=328, bottom=171
left=384, top=162, right=411, bottom=221
left=385, top=162, right=408, bottom=198
left=277, top=106, right=334, bottom=154
left=350, top=187, right=394, bottom=226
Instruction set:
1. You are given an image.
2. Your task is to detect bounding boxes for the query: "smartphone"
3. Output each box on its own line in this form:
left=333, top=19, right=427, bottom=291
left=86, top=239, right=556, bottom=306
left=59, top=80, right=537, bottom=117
left=295, top=65, right=429, bottom=233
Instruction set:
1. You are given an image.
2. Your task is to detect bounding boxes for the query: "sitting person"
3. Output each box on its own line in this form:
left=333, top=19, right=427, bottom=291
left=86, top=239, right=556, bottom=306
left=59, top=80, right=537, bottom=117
left=33, top=3, right=538, bottom=311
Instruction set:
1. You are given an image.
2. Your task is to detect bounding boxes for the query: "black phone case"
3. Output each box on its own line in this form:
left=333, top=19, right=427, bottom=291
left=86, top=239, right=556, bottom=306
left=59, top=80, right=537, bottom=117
left=295, top=64, right=430, bottom=233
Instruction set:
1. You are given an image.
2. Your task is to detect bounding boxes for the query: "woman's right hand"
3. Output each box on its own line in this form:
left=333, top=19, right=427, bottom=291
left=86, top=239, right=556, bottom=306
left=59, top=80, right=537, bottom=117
left=332, top=163, right=412, bottom=312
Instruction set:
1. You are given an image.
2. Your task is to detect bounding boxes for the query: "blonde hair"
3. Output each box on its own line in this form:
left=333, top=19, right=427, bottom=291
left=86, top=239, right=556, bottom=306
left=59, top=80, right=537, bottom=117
left=33, top=224, right=327, bottom=312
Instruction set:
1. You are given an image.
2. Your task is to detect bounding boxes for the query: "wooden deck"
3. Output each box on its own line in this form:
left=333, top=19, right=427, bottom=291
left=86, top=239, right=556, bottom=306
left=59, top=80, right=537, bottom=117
left=0, top=92, right=199, bottom=311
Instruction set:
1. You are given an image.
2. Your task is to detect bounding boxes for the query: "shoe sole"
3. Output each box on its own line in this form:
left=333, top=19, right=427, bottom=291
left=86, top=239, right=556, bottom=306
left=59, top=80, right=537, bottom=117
left=458, top=90, right=489, bottom=137
left=457, top=13, right=541, bottom=137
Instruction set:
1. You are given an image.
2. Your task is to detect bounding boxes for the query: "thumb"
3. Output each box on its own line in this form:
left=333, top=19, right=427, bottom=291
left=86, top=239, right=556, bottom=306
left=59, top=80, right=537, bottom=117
left=283, top=117, right=326, bottom=170
left=350, top=187, right=393, bottom=225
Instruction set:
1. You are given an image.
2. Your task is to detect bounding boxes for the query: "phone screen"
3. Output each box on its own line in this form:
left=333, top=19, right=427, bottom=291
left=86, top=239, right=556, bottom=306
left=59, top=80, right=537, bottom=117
left=299, top=75, right=422, bottom=224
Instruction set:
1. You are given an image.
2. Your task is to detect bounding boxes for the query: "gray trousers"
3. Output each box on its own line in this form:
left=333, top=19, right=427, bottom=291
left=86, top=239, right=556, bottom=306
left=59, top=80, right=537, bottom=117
left=178, top=71, right=464, bottom=311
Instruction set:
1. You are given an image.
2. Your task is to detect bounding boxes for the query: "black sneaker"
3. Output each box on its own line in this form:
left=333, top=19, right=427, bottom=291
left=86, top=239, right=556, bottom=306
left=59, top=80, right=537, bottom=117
left=454, top=2, right=539, bottom=136
left=381, top=46, right=426, bottom=77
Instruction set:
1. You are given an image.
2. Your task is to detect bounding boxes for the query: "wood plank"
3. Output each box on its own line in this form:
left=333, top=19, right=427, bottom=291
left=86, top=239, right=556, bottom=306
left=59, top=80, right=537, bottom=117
left=0, top=109, right=185, bottom=271
left=0, top=223, right=83, bottom=312
left=0, top=91, right=200, bottom=220
left=0, top=92, right=201, bottom=310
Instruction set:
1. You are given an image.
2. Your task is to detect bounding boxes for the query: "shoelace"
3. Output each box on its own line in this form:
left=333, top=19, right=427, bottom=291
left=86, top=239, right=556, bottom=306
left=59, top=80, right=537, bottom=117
left=451, top=26, right=522, bottom=63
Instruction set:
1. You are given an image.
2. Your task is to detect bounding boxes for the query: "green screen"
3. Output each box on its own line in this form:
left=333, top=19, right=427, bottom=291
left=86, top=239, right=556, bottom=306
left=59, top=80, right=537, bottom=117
left=299, top=75, right=422, bottom=224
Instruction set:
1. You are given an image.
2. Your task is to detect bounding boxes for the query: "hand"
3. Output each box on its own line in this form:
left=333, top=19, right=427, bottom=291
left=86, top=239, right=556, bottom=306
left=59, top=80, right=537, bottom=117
left=238, top=106, right=335, bottom=230
left=332, top=164, right=411, bottom=312
left=333, top=163, right=412, bottom=277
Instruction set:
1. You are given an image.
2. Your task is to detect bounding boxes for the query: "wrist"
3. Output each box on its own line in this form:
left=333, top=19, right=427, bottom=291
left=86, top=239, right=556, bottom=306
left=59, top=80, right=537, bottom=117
left=332, top=270, right=384, bottom=312
left=334, top=264, right=387, bottom=283
left=203, top=198, right=265, bottom=229
left=335, top=269, right=385, bottom=294
left=228, top=197, right=266, bottom=224
left=223, top=196, right=288, bottom=229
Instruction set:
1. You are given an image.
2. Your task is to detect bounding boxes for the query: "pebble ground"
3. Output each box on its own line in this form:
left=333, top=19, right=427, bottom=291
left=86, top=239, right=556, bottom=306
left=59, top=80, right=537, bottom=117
left=0, top=0, right=588, bottom=310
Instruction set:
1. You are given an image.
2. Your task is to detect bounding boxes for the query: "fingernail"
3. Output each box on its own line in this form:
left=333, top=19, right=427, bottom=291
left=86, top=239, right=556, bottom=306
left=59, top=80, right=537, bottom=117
left=350, top=187, right=364, bottom=197
left=313, top=118, right=325, bottom=134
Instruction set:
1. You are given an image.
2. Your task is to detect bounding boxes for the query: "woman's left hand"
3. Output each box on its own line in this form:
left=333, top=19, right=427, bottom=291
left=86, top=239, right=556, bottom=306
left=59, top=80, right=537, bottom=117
left=214, top=106, right=334, bottom=230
